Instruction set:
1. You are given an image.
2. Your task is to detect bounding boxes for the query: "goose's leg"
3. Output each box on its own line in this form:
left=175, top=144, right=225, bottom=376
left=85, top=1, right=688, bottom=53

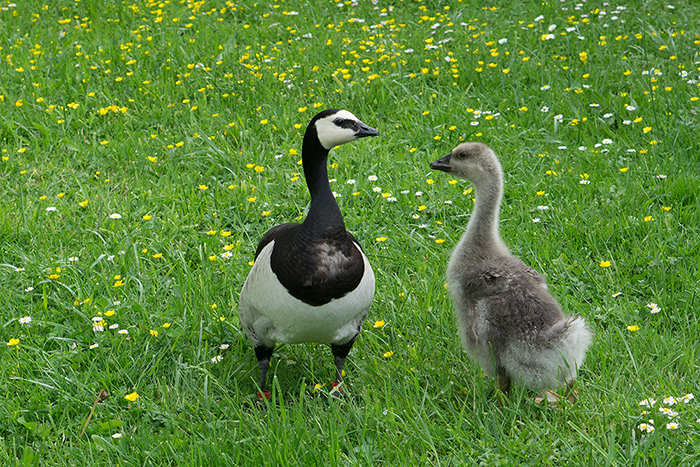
left=330, top=337, right=356, bottom=394
left=254, top=344, right=274, bottom=400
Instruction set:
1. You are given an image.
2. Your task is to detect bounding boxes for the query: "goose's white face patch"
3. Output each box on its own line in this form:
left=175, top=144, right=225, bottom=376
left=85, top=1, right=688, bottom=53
left=316, top=110, right=361, bottom=150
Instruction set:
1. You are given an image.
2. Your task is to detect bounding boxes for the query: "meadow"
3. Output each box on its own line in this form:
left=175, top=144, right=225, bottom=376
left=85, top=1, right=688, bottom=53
left=1, top=0, right=700, bottom=464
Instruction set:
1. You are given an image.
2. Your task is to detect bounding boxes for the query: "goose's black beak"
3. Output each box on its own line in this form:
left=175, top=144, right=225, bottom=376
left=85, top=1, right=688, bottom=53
left=355, top=121, right=380, bottom=138
left=429, top=153, right=452, bottom=173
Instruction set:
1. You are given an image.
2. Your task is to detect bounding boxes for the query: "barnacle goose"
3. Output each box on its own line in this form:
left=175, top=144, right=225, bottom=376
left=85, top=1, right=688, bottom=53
left=239, top=109, right=379, bottom=399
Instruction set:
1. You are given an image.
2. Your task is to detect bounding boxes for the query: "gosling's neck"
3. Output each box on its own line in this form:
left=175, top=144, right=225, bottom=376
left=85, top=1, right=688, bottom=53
left=456, top=173, right=509, bottom=263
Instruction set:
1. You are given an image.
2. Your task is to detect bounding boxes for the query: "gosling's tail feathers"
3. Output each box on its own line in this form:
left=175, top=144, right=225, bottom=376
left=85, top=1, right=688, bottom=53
left=503, top=316, right=593, bottom=391
left=559, top=316, right=593, bottom=372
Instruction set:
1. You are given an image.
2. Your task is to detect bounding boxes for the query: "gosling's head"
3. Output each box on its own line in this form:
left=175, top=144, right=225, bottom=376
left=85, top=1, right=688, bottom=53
left=429, top=142, right=502, bottom=186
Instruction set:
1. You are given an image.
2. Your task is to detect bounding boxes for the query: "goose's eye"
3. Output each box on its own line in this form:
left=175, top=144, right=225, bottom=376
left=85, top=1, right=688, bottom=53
left=456, top=152, right=467, bottom=159
left=334, top=118, right=357, bottom=130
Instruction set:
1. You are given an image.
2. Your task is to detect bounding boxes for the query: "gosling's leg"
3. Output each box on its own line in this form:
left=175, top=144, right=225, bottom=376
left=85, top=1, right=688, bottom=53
left=254, top=344, right=274, bottom=400
left=565, top=380, right=578, bottom=405
left=497, top=370, right=511, bottom=405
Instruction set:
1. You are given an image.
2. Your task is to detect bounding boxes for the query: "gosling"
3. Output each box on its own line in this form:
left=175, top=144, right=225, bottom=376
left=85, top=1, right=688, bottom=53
left=430, top=142, right=592, bottom=404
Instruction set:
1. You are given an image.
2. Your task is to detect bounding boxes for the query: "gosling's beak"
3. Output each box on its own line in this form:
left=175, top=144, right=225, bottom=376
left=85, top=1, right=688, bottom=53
left=429, top=153, right=452, bottom=173
left=355, top=121, right=380, bottom=138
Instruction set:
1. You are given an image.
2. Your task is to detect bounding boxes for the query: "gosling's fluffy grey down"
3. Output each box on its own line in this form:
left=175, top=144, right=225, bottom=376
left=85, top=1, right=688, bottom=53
left=430, top=142, right=592, bottom=399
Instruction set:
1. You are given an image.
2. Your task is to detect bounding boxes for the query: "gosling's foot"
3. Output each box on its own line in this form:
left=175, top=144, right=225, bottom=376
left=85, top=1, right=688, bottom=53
left=534, top=387, right=578, bottom=405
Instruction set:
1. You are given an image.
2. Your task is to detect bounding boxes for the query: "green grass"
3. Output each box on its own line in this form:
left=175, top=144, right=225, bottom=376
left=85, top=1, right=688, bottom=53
left=2, top=0, right=700, bottom=464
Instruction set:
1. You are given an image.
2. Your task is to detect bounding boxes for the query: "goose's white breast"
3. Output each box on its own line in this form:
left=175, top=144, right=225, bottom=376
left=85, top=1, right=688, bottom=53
left=238, top=241, right=375, bottom=346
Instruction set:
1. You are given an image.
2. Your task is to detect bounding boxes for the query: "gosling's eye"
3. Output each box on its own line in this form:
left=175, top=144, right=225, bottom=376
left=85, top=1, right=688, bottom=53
left=455, top=152, right=467, bottom=159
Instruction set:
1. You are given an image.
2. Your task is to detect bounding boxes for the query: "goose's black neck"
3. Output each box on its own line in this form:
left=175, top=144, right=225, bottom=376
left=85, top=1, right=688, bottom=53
left=301, top=127, right=345, bottom=237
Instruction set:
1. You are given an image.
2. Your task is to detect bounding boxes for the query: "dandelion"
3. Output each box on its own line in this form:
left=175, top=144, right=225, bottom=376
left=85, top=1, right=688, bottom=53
left=124, top=392, right=139, bottom=402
